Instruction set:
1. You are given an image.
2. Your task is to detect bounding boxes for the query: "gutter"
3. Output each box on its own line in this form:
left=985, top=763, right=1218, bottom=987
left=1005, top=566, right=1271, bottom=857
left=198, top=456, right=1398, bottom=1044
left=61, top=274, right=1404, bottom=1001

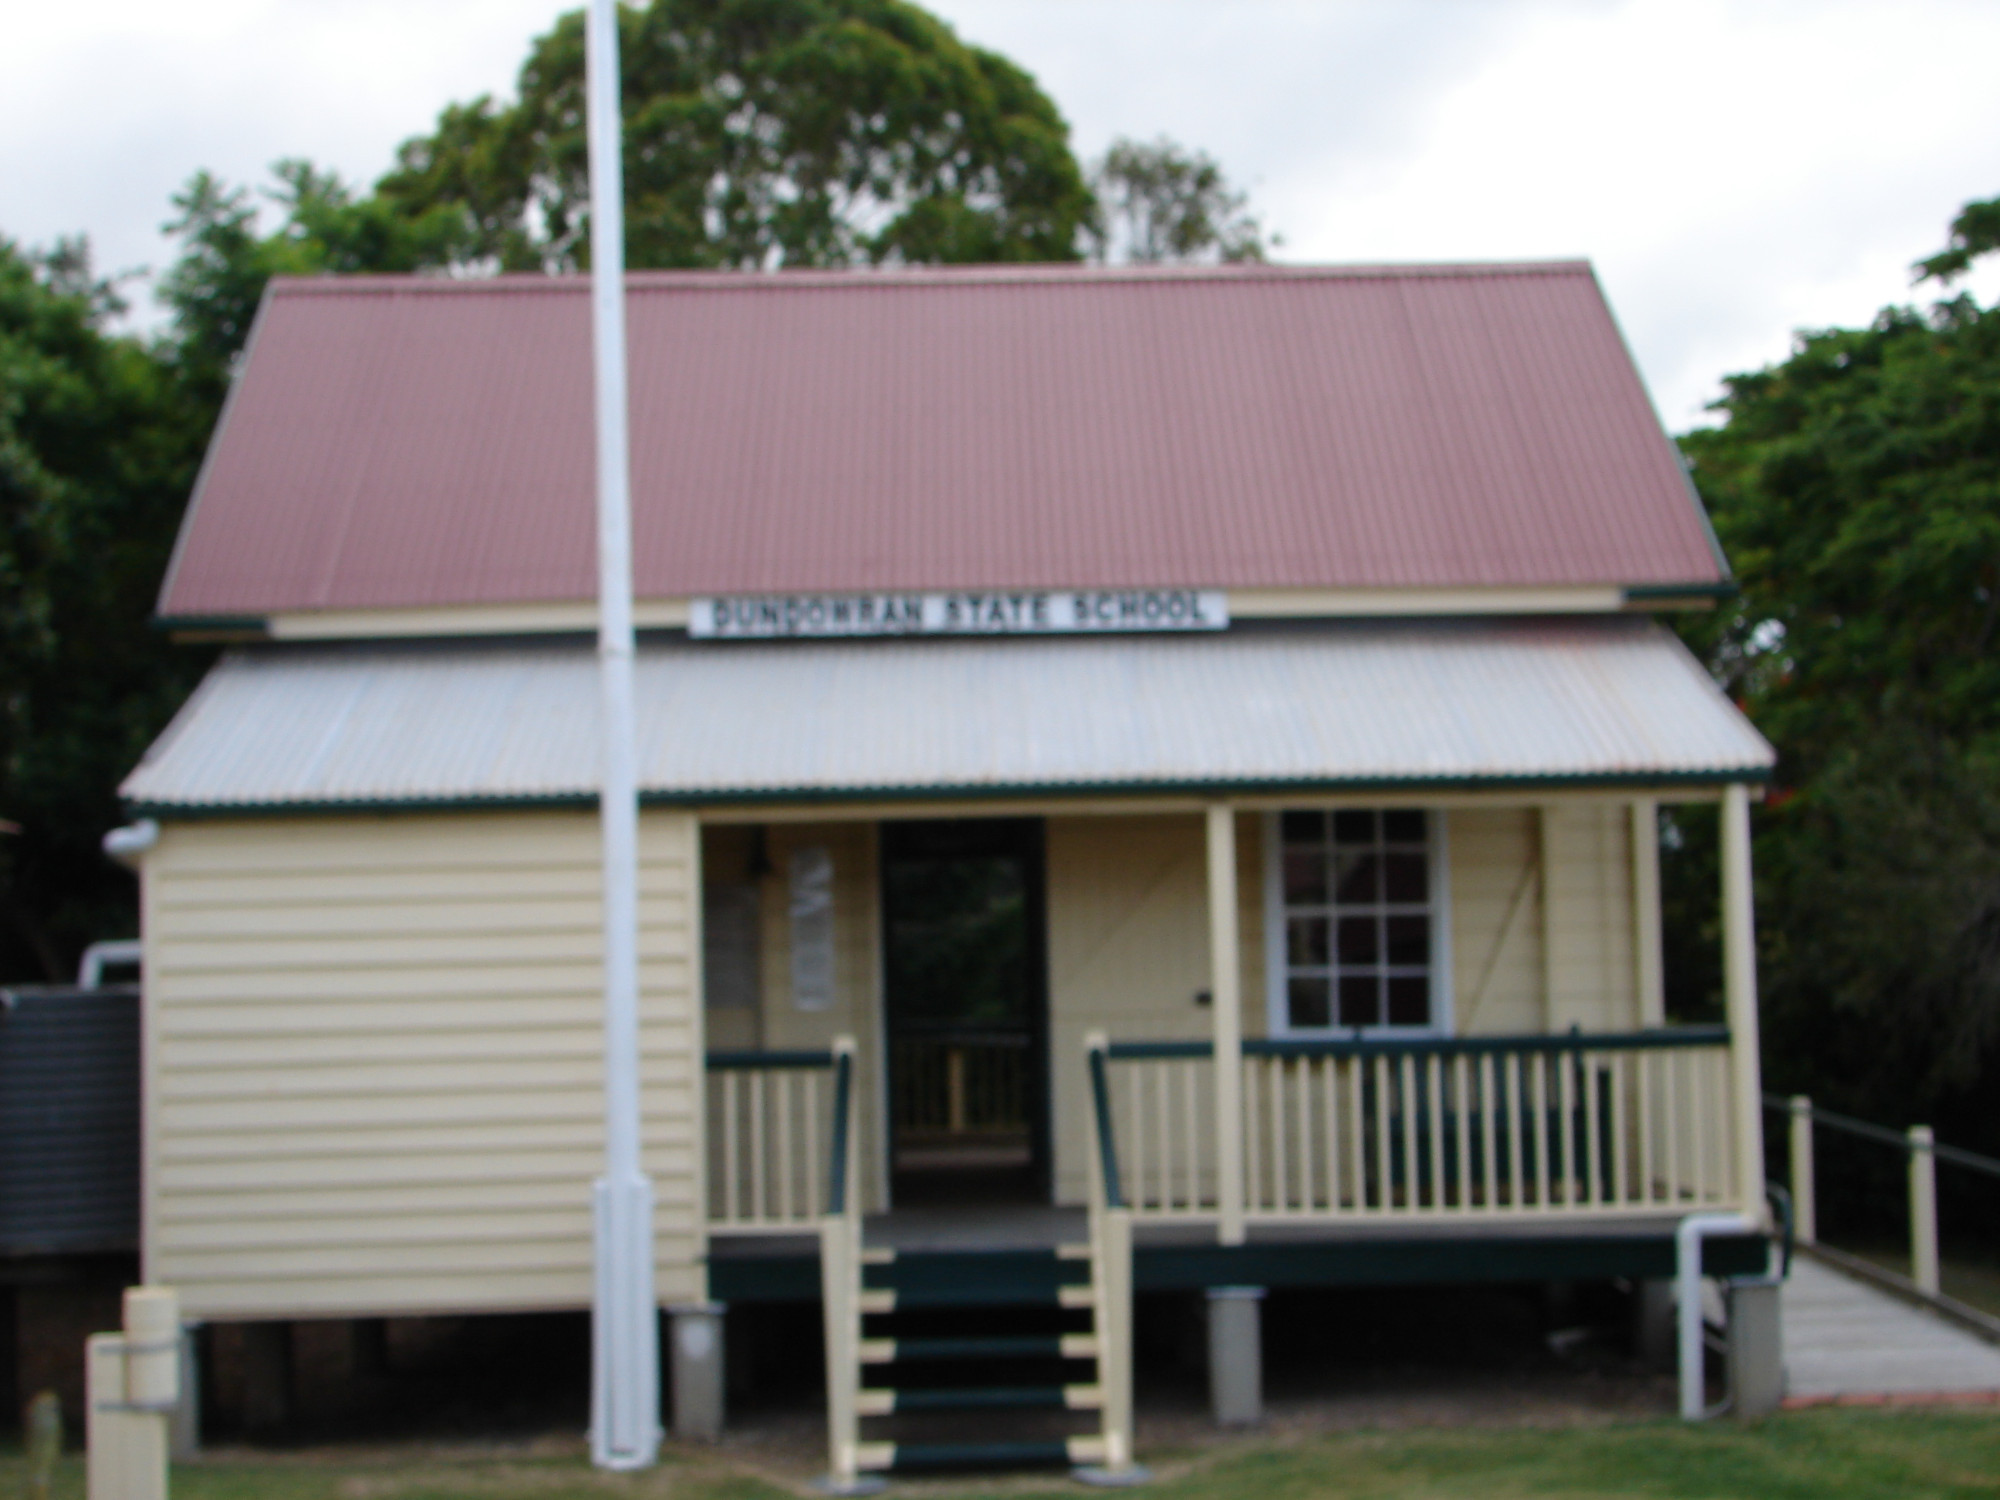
left=103, top=819, right=159, bottom=870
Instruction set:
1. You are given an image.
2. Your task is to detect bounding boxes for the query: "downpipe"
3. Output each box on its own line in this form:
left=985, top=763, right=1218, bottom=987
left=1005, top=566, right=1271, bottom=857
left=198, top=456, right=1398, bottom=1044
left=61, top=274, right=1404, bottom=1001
left=1676, top=1212, right=1757, bottom=1420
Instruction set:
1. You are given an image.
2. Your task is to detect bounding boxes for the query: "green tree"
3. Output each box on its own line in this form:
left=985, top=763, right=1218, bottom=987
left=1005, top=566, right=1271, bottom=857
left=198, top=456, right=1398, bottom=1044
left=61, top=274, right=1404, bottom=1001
left=159, top=161, right=469, bottom=405
left=0, top=239, right=211, bottom=980
left=376, top=0, right=1094, bottom=272
left=1084, top=136, right=1271, bottom=265
left=1671, top=194, right=2000, bottom=1157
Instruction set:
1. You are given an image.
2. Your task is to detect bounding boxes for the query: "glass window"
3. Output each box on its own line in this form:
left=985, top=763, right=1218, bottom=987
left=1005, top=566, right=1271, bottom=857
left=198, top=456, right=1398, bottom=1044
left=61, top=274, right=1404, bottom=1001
left=1275, top=809, right=1438, bottom=1032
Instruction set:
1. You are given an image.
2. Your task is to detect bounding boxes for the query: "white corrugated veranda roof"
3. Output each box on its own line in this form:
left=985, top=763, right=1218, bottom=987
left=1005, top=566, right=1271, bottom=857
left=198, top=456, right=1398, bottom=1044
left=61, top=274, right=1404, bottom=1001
left=122, top=620, right=1773, bottom=813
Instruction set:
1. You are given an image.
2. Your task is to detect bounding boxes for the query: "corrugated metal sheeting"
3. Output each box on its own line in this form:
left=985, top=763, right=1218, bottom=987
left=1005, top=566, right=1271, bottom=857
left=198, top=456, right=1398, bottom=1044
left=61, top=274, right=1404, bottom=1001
left=122, top=620, right=1773, bottom=811
left=158, top=263, right=1725, bottom=619
left=0, top=986, right=140, bottom=1254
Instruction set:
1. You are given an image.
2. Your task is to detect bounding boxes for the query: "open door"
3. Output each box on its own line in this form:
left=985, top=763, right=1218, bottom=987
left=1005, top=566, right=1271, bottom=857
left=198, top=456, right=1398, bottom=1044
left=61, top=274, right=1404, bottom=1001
left=880, top=818, right=1049, bottom=1205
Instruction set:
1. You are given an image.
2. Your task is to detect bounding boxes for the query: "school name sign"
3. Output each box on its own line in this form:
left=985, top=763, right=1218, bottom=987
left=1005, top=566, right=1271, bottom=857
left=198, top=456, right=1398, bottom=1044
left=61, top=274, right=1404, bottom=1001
left=690, top=589, right=1228, bottom=639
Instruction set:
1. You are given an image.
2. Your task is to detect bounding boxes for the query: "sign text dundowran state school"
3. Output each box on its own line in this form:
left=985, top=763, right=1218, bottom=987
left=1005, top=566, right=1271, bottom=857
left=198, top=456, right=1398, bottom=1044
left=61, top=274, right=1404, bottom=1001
left=690, top=590, right=1229, bottom=639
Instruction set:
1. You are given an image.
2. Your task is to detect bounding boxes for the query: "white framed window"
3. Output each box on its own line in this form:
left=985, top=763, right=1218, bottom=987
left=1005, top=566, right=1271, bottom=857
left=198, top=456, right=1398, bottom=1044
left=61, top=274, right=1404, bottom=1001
left=1263, top=809, right=1452, bottom=1036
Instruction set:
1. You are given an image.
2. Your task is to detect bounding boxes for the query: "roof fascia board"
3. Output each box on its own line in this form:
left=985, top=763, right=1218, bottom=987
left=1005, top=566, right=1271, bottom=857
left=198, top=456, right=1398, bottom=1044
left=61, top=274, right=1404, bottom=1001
left=262, top=599, right=691, bottom=640
left=126, top=767, right=1769, bottom=823
left=223, top=586, right=1663, bottom=643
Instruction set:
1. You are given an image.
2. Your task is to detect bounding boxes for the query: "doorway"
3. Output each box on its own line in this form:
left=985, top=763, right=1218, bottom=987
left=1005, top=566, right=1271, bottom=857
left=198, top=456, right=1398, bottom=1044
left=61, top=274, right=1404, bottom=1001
left=880, top=818, right=1050, bottom=1205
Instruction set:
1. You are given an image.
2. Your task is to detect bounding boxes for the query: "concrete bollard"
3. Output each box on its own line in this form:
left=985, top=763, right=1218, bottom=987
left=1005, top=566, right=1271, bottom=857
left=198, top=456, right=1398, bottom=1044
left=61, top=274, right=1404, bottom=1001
left=1788, top=1097, right=1816, bottom=1245
left=1909, top=1126, right=1940, bottom=1297
left=669, top=1302, right=726, bottom=1441
left=87, top=1286, right=180, bottom=1500
left=1205, top=1286, right=1265, bottom=1427
left=1727, top=1281, right=1783, bottom=1418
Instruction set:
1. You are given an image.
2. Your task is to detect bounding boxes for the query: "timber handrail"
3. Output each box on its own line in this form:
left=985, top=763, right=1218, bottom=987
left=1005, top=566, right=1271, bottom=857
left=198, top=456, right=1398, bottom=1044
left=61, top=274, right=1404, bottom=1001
left=1087, top=1037, right=1126, bottom=1211
left=708, top=1048, right=837, bottom=1070
left=826, top=1043, right=855, bottom=1216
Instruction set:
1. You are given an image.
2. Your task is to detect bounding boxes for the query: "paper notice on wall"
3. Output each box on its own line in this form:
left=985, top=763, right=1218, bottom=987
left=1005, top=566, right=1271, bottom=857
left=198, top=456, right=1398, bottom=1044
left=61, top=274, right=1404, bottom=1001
left=789, top=847, right=834, bottom=1012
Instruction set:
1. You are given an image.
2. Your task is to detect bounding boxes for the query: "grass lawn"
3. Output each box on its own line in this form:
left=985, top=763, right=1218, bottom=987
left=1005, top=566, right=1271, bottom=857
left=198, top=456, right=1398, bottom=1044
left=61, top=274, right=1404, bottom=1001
left=4, top=1409, right=1999, bottom=1499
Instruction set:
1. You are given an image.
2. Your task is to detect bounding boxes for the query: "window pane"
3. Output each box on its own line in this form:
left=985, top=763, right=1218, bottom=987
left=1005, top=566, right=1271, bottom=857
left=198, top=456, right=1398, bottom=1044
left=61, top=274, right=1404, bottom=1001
left=1383, top=809, right=1426, bottom=843
left=1281, top=811, right=1326, bottom=845
left=1385, top=914, right=1430, bottom=965
left=1283, top=850, right=1327, bottom=904
left=1335, top=851, right=1381, bottom=904
left=1338, top=973, right=1381, bottom=1026
left=1288, top=976, right=1330, bottom=1028
left=1387, top=975, right=1430, bottom=1026
left=1332, top=809, right=1376, bottom=845
left=1336, top=915, right=1378, bottom=964
left=1383, top=851, right=1428, bottom=903
left=1288, top=917, right=1329, bottom=966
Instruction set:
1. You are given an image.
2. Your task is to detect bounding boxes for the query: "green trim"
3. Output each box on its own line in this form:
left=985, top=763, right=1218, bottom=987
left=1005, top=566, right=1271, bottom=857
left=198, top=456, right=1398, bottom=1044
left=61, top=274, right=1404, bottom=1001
left=886, top=1335, right=1074, bottom=1361
left=883, top=1387, right=1070, bottom=1413
left=1087, top=1046, right=1125, bottom=1208
left=151, top=614, right=269, bottom=637
left=702, top=1231, right=1773, bottom=1304
left=706, top=1049, right=836, bottom=1071
left=1623, top=582, right=1739, bottom=603
left=1109, top=1027, right=1729, bottom=1062
left=827, top=1050, right=854, bottom=1216
left=885, top=1441, right=1073, bottom=1472
left=1131, top=1232, right=1771, bottom=1290
left=125, top=765, right=1773, bottom=823
left=708, top=1253, right=821, bottom=1302
left=1243, top=1026, right=1731, bottom=1059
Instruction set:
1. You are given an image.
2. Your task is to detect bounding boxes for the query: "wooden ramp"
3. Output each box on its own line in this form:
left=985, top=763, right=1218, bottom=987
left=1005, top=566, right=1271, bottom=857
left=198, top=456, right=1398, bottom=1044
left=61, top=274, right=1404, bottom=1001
left=1784, top=1254, right=2000, bottom=1403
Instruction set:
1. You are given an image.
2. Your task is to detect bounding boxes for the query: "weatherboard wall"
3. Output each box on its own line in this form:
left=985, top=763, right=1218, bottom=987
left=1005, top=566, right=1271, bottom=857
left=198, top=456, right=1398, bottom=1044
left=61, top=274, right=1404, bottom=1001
left=140, top=808, right=704, bottom=1321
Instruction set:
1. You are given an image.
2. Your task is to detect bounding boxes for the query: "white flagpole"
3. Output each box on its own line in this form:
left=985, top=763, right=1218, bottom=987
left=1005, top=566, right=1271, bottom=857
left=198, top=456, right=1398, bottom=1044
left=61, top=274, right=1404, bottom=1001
left=584, top=0, right=660, bottom=1470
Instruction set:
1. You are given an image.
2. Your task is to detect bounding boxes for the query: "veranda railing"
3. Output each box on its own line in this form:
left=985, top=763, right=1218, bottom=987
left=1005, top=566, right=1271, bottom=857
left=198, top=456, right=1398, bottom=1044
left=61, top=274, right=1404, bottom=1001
left=706, top=1046, right=847, bottom=1230
left=1091, top=1027, right=1740, bottom=1224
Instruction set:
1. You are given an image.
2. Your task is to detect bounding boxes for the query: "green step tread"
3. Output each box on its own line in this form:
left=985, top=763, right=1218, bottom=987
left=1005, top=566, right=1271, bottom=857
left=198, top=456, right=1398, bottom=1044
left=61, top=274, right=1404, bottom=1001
left=877, top=1439, right=1076, bottom=1471
left=864, top=1385, right=1074, bottom=1413
left=877, top=1335, right=1082, bottom=1361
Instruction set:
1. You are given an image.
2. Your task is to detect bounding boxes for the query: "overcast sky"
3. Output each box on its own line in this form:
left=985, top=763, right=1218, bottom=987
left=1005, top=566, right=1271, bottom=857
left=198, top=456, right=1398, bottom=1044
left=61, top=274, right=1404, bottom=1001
left=8, top=0, right=1999, bottom=429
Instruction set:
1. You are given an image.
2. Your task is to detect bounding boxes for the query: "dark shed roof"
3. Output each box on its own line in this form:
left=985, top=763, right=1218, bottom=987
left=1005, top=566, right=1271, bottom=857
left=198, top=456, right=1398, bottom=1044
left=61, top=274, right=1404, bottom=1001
left=159, top=261, right=1724, bottom=619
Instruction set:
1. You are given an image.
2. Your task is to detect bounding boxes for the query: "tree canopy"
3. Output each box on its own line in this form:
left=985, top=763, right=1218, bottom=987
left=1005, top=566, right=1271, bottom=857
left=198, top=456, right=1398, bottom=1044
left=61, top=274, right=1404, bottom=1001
left=376, top=0, right=1094, bottom=271
left=1671, top=193, right=2000, bottom=1147
left=0, top=241, right=210, bottom=979
left=1084, top=136, right=1271, bottom=265
left=0, top=0, right=1274, bottom=985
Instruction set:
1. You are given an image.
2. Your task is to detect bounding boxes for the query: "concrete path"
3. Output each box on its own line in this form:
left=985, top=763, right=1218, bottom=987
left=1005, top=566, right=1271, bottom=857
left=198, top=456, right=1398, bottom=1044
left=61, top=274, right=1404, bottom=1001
left=1783, top=1253, right=2000, bottom=1401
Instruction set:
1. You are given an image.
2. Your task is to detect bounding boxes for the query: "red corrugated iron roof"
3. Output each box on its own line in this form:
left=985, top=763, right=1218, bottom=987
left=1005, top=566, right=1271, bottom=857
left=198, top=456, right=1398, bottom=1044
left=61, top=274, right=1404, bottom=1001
left=158, top=261, right=1726, bottom=619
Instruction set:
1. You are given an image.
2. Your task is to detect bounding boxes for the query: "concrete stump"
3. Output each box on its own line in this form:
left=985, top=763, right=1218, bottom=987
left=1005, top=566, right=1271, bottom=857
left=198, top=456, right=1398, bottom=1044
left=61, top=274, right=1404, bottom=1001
left=1205, top=1286, right=1265, bottom=1427
left=1728, top=1281, right=1783, bottom=1418
left=669, top=1302, right=726, bottom=1441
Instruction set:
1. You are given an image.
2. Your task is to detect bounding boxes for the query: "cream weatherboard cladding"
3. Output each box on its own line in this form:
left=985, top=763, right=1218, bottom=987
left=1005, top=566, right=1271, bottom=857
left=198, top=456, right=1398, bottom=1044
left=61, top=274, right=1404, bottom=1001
left=140, top=795, right=1663, bottom=1302
left=140, top=809, right=704, bottom=1321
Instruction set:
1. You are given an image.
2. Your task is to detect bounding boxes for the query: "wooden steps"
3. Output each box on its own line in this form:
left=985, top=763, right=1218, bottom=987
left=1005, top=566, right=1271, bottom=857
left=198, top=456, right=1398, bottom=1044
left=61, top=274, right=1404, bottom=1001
left=847, top=1245, right=1115, bottom=1474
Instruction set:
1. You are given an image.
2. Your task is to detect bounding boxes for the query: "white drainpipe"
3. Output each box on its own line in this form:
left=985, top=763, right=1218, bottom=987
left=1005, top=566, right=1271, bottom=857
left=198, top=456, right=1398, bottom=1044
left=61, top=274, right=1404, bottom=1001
left=1676, top=1211, right=1758, bottom=1419
left=77, top=940, right=144, bottom=988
